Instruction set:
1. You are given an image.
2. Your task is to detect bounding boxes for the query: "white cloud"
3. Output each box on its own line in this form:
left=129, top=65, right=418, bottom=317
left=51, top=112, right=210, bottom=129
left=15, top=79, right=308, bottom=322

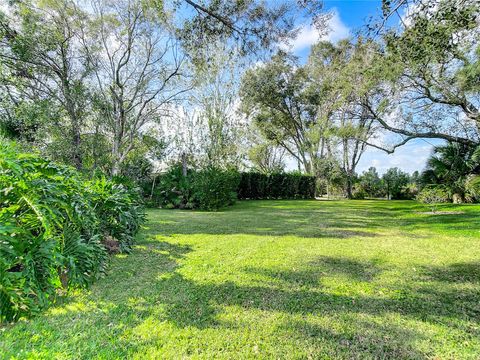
left=284, top=10, right=350, bottom=53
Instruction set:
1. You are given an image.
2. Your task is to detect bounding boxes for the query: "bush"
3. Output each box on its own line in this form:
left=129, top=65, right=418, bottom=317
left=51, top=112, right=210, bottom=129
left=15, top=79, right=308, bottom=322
left=351, top=187, right=367, bottom=200
left=465, top=175, right=480, bottom=202
left=87, top=178, right=145, bottom=251
left=237, top=172, right=315, bottom=200
left=0, top=141, right=144, bottom=322
left=148, top=165, right=240, bottom=210
left=190, top=168, right=240, bottom=211
left=416, top=186, right=450, bottom=212
left=146, top=164, right=192, bottom=208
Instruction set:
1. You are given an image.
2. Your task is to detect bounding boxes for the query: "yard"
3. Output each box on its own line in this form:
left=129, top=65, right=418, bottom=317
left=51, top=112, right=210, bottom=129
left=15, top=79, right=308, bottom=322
left=2, top=200, right=480, bottom=359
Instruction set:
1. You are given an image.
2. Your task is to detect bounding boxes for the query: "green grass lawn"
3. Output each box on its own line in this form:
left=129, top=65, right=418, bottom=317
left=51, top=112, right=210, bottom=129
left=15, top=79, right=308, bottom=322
left=2, top=200, right=480, bottom=359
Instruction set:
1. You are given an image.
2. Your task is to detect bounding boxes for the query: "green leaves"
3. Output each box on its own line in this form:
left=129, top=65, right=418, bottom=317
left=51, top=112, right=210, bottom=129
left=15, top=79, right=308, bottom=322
left=0, top=141, right=144, bottom=322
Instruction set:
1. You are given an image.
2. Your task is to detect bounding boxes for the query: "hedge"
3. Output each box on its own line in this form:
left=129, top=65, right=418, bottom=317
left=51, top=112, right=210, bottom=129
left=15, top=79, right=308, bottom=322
left=145, top=170, right=316, bottom=209
left=145, top=165, right=240, bottom=210
left=237, top=172, right=316, bottom=200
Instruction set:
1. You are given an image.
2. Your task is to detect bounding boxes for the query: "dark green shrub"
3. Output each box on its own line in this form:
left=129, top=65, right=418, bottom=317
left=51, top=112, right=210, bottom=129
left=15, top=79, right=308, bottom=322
left=352, top=187, right=367, bottom=200
left=237, top=172, right=315, bottom=200
left=190, top=168, right=240, bottom=211
left=147, top=166, right=240, bottom=210
left=148, top=165, right=192, bottom=208
left=86, top=178, right=145, bottom=251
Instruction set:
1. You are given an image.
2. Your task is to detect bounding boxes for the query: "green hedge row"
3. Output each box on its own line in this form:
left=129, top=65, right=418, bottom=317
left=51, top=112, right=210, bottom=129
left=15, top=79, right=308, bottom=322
left=0, top=141, right=145, bottom=322
left=237, top=172, right=316, bottom=200
left=146, top=165, right=240, bottom=211
left=146, top=170, right=316, bottom=209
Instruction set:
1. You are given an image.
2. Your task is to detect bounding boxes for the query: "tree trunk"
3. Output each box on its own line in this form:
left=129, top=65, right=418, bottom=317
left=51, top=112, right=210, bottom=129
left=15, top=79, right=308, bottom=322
left=111, top=139, right=121, bottom=176
left=182, top=152, right=188, bottom=177
left=346, top=176, right=353, bottom=199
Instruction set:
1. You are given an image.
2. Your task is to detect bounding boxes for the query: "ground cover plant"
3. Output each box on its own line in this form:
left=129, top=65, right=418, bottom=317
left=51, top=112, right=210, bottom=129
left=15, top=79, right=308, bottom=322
left=1, top=200, right=479, bottom=359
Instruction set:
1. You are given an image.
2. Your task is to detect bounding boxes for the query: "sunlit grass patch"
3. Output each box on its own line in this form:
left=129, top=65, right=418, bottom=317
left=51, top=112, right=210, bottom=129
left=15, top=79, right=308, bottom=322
left=2, top=200, right=480, bottom=359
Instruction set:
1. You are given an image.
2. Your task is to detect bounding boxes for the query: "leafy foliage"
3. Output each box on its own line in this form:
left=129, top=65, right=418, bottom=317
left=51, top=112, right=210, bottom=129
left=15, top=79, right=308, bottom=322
left=0, top=141, right=144, bottom=322
left=87, top=178, right=145, bottom=251
left=237, top=172, right=316, bottom=200
left=148, top=165, right=240, bottom=210
left=416, top=186, right=451, bottom=212
left=190, top=168, right=240, bottom=211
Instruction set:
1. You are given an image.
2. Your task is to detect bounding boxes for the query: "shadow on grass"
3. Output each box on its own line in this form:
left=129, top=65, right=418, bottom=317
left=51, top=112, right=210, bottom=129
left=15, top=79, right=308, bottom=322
left=147, top=200, right=479, bottom=239
left=244, top=256, right=384, bottom=286
left=10, top=239, right=479, bottom=359
left=422, top=262, right=480, bottom=284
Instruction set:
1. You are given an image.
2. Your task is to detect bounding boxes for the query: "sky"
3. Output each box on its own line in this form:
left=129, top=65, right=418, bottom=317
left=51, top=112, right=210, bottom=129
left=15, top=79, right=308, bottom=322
left=283, top=0, right=438, bottom=175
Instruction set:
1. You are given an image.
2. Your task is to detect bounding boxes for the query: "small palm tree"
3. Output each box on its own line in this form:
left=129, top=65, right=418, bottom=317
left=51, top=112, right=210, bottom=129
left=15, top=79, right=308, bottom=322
left=424, top=142, right=478, bottom=201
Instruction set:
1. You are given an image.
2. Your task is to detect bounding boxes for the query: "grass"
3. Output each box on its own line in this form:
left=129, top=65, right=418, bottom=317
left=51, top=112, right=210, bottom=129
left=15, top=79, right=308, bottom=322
left=1, top=200, right=480, bottom=359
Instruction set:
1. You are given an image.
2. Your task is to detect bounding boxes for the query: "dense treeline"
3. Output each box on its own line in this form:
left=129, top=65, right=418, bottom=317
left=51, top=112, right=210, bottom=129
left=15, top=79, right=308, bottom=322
left=0, top=141, right=144, bottom=321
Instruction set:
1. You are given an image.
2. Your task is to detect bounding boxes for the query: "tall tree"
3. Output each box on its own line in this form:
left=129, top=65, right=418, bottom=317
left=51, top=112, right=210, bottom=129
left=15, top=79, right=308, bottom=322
left=0, top=0, right=90, bottom=169
left=191, top=42, right=246, bottom=169
left=308, top=40, right=380, bottom=197
left=366, top=0, right=480, bottom=151
left=83, top=0, right=188, bottom=175
left=240, top=52, right=324, bottom=175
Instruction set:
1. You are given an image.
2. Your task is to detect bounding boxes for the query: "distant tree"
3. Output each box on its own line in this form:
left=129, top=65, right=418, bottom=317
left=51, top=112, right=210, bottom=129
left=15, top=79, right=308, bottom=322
left=382, top=167, right=410, bottom=199
left=308, top=39, right=382, bottom=197
left=248, top=143, right=286, bottom=174
left=240, top=52, right=323, bottom=175
left=359, top=167, right=383, bottom=198
left=191, top=42, right=246, bottom=169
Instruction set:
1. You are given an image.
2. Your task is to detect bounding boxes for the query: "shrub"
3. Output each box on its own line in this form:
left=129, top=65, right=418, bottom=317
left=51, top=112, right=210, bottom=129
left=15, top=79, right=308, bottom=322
left=147, top=165, right=192, bottom=208
left=148, top=166, right=240, bottom=210
left=416, top=186, right=450, bottom=212
left=465, top=175, right=480, bottom=202
left=190, top=168, right=240, bottom=211
left=237, top=172, right=315, bottom=200
left=86, top=178, right=145, bottom=251
left=351, top=187, right=367, bottom=200
left=0, top=141, right=144, bottom=322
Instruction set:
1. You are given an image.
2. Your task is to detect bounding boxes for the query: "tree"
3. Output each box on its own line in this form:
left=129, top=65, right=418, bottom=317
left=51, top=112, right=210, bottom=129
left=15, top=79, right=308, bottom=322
left=382, top=167, right=410, bottom=200
left=174, top=0, right=328, bottom=60
left=248, top=142, right=286, bottom=174
left=308, top=39, right=381, bottom=197
left=240, top=52, right=324, bottom=175
left=421, top=142, right=479, bottom=201
left=365, top=0, right=480, bottom=152
left=0, top=0, right=90, bottom=169
left=191, top=42, right=247, bottom=169
left=359, top=167, right=383, bottom=198
left=83, top=0, right=188, bottom=175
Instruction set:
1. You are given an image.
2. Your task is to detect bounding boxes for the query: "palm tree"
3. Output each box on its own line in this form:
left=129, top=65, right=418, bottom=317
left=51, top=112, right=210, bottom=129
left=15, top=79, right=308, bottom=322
left=423, top=142, right=479, bottom=201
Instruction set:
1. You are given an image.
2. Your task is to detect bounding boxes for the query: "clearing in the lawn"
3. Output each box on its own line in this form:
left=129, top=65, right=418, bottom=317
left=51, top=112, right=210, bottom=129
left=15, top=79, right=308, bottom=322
left=1, top=200, right=480, bottom=359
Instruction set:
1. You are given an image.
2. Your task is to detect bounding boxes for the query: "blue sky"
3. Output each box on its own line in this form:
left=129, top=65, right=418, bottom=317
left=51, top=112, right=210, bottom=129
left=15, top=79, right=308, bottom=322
left=284, top=0, right=437, bottom=175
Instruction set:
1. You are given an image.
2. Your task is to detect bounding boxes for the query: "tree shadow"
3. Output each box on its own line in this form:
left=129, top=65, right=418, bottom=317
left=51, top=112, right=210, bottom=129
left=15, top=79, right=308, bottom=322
left=148, top=208, right=382, bottom=239
left=421, top=262, right=480, bottom=284
left=7, top=240, right=480, bottom=358
left=244, top=256, right=384, bottom=287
